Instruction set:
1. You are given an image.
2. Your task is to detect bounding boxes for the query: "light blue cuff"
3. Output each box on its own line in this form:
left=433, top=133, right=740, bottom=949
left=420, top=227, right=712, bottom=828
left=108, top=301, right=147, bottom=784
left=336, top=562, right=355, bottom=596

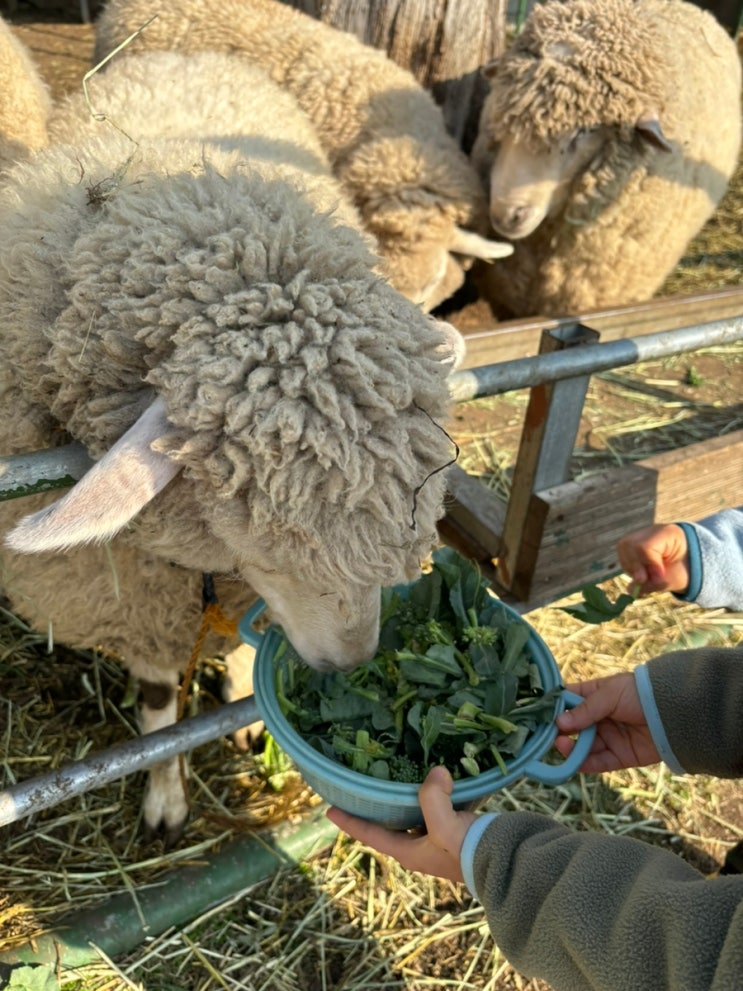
left=676, top=522, right=702, bottom=602
left=634, top=665, right=686, bottom=775
left=461, top=813, right=499, bottom=898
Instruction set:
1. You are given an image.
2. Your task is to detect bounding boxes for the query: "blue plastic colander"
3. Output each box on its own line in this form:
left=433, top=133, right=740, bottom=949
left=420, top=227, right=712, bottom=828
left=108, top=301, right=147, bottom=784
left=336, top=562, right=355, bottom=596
left=240, top=597, right=595, bottom=829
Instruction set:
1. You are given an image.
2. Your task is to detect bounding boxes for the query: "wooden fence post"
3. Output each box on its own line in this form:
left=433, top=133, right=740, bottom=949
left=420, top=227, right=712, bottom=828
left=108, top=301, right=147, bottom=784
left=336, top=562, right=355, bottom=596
left=495, top=324, right=600, bottom=599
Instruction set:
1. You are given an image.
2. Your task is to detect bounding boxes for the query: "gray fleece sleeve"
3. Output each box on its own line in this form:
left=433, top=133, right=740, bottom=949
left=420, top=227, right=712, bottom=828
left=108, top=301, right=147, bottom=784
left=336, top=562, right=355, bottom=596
left=471, top=812, right=743, bottom=991
left=466, top=645, right=743, bottom=989
left=645, top=644, right=743, bottom=777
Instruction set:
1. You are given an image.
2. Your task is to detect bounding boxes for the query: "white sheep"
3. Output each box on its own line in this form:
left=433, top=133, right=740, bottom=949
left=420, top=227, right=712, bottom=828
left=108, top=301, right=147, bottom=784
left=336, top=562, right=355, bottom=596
left=470, top=0, right=742, bottom=319
left=0, top=51, right=459, bottom=842
left=0, top=14, right=51, bottom=168
left=92, top=0, right=513, bottom=313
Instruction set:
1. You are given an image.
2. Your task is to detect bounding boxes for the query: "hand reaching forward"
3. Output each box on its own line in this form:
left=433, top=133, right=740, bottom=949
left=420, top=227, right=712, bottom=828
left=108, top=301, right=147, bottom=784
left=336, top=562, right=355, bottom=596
left=616, top=523, right=690, bottom=597
left=554, top=671, right=660, bottom=774
left=326, top=765, right=477, bottom=883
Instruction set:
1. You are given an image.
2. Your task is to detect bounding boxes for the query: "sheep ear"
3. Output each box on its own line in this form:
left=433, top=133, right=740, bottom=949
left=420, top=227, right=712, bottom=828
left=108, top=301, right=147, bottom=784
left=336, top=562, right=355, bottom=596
left=635, top=112, right=673, bottom=153
left=449, top=227, right=514, bottom=261
left=5, top=397, right=182, bottom=554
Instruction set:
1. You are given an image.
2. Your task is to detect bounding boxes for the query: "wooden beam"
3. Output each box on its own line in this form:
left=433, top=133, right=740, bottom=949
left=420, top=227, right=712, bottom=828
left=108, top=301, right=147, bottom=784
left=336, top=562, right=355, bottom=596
left=638, top=430, right=743, bottom=521
left=441, top=429, right=743, bottom=610
left=439, top=464, right=505, bottom=563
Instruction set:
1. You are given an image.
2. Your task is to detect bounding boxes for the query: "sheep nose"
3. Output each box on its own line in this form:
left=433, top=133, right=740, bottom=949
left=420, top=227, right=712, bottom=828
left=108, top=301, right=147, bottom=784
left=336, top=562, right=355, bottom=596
left=489, top=202, right=540, bottom=239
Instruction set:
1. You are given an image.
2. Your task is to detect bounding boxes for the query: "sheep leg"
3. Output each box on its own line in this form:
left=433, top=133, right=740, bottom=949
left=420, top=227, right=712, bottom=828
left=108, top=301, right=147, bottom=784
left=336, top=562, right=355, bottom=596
left=222, top=642, right=264, bottom=751
left=138, top=674, right=190, bottom=846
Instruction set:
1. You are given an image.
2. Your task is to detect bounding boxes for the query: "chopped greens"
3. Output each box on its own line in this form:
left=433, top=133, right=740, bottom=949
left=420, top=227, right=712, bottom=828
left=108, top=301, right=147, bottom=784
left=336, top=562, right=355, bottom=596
left=274, top=547, right=562, bottom=784
left=559, top=583, right=636, bottom=624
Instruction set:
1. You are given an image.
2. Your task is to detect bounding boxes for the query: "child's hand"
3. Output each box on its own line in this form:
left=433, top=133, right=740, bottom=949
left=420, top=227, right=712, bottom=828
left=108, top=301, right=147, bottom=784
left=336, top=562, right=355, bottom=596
left=616, top=523, right=690, bottom=597
left=326, top=765, right=477, bottom=883
left=555, top=672, right=660, bottom=773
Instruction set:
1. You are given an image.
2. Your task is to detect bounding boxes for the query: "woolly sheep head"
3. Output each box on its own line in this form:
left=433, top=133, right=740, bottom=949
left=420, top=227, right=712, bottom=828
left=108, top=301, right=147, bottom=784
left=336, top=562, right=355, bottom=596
left=472, top=0, right=675, bottom=239
left=6, top=282, right=460, bottom=673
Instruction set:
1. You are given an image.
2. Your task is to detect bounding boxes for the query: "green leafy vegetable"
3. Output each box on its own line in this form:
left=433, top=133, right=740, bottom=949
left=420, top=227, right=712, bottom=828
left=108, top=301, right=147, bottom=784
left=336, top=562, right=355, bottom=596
left=276, top=547, right=562, bottom=783
left=0, top=964, right=60, bottom=991
left=559, top=583, right=636, bottom=625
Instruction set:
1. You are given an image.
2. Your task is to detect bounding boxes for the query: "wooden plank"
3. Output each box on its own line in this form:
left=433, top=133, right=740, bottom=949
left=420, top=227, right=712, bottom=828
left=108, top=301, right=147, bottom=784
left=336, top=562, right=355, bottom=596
left=638, top=430, right=743, bottom=521
left=497, top=325, right=598, bottom=594
left=458, top=286, right=743, bottom=369
left=522, top=465, right=657, bottom=607
left=441, top=464, right=506, bottom=560
left=520, top=430, right=743, bottom=609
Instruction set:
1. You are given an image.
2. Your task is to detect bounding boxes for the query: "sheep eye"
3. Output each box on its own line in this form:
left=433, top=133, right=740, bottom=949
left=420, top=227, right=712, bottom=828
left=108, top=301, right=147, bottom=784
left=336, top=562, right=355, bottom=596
left=567, top=128, right=587, bottom=153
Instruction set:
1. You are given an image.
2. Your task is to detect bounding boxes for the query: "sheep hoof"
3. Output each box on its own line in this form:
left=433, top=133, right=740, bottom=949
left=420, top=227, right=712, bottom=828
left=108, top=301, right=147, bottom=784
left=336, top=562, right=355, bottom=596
left=142, top=814, right=189, bottom=849
left=142, top=767, right=190, bottom=845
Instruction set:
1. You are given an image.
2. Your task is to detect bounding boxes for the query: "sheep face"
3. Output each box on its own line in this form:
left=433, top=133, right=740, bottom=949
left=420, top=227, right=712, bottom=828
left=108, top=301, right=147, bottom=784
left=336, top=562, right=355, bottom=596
left=486, top=127, right=608, bottom=240
left=234, top=553, right=382, bottom=672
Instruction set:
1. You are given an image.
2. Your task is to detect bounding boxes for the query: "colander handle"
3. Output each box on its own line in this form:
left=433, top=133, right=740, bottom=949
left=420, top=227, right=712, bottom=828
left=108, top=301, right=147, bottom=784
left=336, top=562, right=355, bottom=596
left=238, top=599, right=268, bottom=649
left=522, top=690, right=597, bottom=785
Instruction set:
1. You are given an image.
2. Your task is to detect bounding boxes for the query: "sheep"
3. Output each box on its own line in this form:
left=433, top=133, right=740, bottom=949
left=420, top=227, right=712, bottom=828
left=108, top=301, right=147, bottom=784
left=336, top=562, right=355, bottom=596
left=91, top=0, right=513, bottom=313
left=0, top=50, right=460, bottom=843
left=470, top=0, right=742, bottom=319
left=0, top=14, right=51, bottom=168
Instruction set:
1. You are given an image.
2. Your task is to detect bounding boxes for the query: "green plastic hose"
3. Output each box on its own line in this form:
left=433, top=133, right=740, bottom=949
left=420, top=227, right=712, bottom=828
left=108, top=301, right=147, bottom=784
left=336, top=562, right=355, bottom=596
left=0, top=807, right=338, bottom=970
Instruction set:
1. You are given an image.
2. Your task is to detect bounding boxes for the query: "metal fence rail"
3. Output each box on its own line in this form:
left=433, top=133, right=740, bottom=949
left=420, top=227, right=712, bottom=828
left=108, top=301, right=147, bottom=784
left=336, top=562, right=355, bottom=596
left=0, top=695, right=260, bottom=827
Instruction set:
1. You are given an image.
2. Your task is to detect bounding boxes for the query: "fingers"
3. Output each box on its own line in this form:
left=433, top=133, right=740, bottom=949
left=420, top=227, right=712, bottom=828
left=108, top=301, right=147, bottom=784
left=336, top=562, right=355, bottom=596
left=326, top=767, right=457, bottom=859
left=327, top=767, right=473, bottom=884
left=417, top=765, right=463, bottom=852
left=556, top=676, right=625, bottom=732
left=617, top=540, right=665, bottom=593
left=554, top=732, right=623, bottom=773
left=326, top=806, right=416, bottom=862
left=616, top=523, right=690, bottom=595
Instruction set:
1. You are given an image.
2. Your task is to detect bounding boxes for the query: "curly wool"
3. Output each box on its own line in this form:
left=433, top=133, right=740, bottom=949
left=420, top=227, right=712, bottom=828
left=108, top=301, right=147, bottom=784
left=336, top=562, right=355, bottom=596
left=487, top=0, right=671, bottom=147
left=0, top=51, right=460, bottom=839
left=0, top=51, right=454, bottom=631
left=38, top=155, right=450, bottom=580
left=92, top=0, right=493, bottom=310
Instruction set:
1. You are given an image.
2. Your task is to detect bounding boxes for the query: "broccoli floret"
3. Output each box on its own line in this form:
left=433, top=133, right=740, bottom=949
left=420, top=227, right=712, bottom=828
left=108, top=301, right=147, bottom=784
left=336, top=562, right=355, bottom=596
left=462, top=625, right=499, bottom=647
left=388, top=754, right=424, bottom=783
left=405, top=617, right=457, bottom=653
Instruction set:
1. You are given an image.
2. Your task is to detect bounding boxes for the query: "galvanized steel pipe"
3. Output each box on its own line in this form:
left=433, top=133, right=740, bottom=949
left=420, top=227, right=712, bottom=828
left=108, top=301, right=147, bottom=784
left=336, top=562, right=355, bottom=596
left=2, top=320, right=742, bottom=500
left=448, top=317, right=743, bottom=402
left=0, top=443, right=93, bottom=501
left=0, top=694, right=260, bottom=827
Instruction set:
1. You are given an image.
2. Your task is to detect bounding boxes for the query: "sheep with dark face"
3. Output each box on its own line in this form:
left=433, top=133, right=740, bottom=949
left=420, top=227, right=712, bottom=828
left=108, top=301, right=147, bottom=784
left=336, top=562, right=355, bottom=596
left=0, top=51, right=459, bottom=841
left=471, top=0, right=742, bottom=318
left=92, top=0, right=513, bottom=313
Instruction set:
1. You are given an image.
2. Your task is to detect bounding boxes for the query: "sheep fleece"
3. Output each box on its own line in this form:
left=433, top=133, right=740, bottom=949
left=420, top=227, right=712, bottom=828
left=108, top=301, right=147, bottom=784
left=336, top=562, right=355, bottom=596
left=0, top=53, right=455, bottom=682
left=475, top=0, right=742, bottom=317
left=0, top=14, right=51, bottom=167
